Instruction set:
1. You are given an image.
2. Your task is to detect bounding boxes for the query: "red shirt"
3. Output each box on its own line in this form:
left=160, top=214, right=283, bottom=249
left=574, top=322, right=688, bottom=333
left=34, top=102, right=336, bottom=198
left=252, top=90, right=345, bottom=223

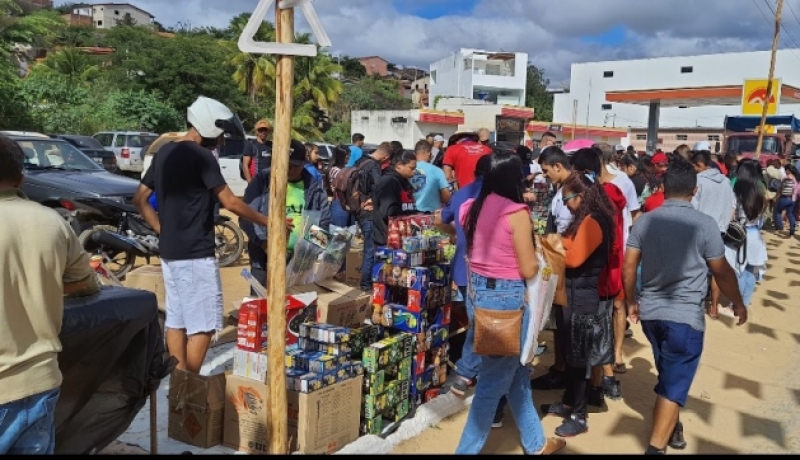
left=443, top=141, right=492, bottom=187
left=599, top=182, right=626, bottom=297
left=643, top=190, right=665, bottom=212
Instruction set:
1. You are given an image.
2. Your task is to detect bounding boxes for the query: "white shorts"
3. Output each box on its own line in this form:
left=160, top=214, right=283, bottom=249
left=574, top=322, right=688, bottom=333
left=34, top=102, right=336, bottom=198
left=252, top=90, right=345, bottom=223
left=162, top=257, right=223, bottom=336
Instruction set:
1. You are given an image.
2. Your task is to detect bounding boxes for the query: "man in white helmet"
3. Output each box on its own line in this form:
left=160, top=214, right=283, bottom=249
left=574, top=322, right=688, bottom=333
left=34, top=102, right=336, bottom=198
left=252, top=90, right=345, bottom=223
left=133, top=96, right=269, bottom=374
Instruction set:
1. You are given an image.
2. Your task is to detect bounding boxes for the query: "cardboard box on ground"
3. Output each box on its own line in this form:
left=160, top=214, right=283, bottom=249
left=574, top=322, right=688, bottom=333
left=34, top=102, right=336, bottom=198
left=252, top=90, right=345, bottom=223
left=124, top=265, right=165, bottom=310
left=345, top=249, right=363, bottom=286
left=223, top=373, right=363, bottom=454
left=167, top=370, right=226, bottom=449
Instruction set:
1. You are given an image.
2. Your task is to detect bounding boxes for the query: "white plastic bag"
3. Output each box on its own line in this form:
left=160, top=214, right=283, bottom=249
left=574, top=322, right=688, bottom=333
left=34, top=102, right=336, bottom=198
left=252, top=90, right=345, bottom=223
left=521, top=252, right=558, bottom=365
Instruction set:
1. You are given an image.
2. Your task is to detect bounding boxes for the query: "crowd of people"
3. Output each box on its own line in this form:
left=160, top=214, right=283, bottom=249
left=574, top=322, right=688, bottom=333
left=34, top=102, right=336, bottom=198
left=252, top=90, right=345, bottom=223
left=0, top=91, right=781, bottom=454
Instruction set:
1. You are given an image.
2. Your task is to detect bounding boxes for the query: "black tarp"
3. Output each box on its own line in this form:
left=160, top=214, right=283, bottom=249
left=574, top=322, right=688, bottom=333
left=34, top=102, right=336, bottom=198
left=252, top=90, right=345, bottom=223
left=56, top=286, right=175, bottom=454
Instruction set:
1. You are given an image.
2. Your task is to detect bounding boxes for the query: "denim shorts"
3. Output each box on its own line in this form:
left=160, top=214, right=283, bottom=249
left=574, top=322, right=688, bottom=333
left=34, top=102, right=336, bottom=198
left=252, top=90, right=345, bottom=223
left=641, top=320, right=704, bottom=407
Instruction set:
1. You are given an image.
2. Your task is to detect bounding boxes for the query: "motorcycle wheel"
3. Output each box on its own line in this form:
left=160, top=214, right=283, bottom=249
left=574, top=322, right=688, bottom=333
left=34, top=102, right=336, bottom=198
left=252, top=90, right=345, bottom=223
left=215, top=220, right=245, bottom=267
left=79, top=225, right=136, bottom=279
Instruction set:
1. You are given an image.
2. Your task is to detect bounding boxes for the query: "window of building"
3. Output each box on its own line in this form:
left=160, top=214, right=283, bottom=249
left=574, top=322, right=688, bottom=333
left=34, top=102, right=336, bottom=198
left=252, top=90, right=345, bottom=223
left=681, top=66, right=693, bottom=74
left=114, top=10, right=119, bottom=15
left=708, top=134, right=720, bottom=141
left=97, top=20, right=103, bottom=26
left=601, top=103, right=612, bottom=111
left=636, top=134, right=647, bottom=140
left=603, top=71, right=614, bottom=78
left=676, top=134, right=688, bottom=141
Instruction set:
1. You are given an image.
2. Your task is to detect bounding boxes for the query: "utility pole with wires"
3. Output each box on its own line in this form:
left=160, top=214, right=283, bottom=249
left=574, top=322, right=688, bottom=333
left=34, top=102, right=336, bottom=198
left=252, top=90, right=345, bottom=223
left=756, top=0, right=783, bottom=159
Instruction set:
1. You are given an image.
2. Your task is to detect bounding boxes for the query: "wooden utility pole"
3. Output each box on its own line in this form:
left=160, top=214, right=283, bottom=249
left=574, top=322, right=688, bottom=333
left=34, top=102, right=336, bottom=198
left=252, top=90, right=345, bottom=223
left=266, top=4, right=295, bottom=455
left=756, top=0, right=783, bottom=158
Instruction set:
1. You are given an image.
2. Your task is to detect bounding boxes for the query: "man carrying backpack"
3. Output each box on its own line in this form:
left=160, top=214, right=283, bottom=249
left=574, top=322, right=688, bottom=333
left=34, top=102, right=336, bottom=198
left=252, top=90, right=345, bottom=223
left=333, top=142, right=390, bottom=292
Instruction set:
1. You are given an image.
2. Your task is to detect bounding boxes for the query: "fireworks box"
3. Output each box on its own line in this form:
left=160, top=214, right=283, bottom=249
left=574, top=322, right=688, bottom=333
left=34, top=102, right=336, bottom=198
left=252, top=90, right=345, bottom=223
left=233, top=348, right=268, bottom=382
left=386, top=214, right=435, bottom=249
left=362, top=333, right=414, bottom=373
left=167, top=370, right=226, bottom=449
left=384, top=356, right=412, bottom=382
left=236, top=293, right=316, bottom=351
left=363, top=379, right=410, bottom=419
left=363, top=369, right=386, bottom=395
left=349, top=325, right=382, bottom=360
left=361, top=414, right=383, bottom=435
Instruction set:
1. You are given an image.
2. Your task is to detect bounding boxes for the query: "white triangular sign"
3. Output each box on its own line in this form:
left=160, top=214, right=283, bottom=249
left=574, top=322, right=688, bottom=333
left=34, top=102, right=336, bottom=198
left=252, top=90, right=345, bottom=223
left=238, top=0, right=332, bottom=57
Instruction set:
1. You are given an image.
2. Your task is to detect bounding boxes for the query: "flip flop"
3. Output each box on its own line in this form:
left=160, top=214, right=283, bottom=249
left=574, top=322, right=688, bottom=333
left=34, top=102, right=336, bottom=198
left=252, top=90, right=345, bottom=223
left=612, top=362, right=627, bottom=374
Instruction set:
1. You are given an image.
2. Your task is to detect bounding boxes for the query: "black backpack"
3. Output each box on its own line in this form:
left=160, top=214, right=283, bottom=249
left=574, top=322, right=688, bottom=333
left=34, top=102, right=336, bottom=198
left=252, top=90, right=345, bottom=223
left=332, top=159, right=372, bottom=215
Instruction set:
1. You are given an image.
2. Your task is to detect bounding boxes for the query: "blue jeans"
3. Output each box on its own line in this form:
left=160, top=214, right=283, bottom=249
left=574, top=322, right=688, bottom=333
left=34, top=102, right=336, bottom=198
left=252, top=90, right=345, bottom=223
left=0, top=388, right=60, bottom=454
left=455, top=286, right=481, bottom=380
left=738, top=265, right=757, bottom=307
left=456, top=274, right=546, bottom=454
left=330, top=200, right=354, bottom=229
left=774, top=196, right=796, bottom=234
left=358, top=218, right=375, bottom=291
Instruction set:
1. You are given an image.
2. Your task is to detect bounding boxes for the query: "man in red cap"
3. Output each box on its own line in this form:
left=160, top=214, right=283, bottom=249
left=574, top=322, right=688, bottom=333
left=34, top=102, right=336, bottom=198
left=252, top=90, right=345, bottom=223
left=242, top=119, right=272, bottom=182
left=643, top=152, right=669, bottom=212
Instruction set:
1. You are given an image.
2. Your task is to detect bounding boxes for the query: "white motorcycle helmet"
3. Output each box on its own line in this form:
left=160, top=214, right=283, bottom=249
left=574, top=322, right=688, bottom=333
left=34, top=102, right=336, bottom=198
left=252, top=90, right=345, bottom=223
left=187, top=96, right=245, bottom=140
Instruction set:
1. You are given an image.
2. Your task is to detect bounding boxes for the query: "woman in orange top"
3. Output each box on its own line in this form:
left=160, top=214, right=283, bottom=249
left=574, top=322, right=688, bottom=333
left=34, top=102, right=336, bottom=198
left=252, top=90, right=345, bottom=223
left=541, top=172, right=615, bottom=437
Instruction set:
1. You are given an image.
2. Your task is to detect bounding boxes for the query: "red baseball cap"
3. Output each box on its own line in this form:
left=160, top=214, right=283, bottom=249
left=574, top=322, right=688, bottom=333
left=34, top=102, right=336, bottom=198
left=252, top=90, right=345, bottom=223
left=652, top=153, right=669, bottom=165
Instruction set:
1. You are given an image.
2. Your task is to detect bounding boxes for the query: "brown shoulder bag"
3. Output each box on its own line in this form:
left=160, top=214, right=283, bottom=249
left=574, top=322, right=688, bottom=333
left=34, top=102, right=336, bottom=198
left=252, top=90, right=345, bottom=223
left=467, top=258, right=523, bottom=357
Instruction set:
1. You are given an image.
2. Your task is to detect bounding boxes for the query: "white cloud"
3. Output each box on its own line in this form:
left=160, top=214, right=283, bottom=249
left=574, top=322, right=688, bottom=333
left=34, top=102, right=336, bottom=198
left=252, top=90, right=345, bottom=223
left=54, top=0, right=797, bottom=83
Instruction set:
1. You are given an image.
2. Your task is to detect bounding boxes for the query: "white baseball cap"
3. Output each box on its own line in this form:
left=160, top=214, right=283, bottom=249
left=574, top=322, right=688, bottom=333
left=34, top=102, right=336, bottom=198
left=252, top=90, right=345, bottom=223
left=614, top=144, right=625, bottom=152
left=433, top=135, right=445, bottom=142
left=693, top=140, right=711, bottom=151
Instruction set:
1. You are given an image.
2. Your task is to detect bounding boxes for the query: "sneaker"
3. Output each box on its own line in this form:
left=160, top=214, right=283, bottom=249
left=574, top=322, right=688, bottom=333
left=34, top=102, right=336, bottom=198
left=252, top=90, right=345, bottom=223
left=535, top=437, right=567, bottom=455
left=531, top=367, right=567, bottom=390
left=492, top=410, right=504, bottom=429
left=587, top=386, right=606, bottom=408
left=669, top=421, right=687, bottom=450
left=554, top=414, right=588, bottom=437
left=602, top=376, right=622, bottom=400
left=540, top=401, right=571, bottom=418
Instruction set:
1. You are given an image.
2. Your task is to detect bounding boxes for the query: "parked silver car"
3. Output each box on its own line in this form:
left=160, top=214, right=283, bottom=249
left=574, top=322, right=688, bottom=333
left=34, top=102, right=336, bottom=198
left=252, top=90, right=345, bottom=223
left=93, top=131, right=159, bottom=175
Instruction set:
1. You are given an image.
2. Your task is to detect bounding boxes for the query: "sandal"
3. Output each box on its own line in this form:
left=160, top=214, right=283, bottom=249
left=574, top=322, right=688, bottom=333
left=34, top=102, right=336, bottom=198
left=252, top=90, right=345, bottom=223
left=446, top=375, right=475, bottom=398
left=534, top=437, right=567, bottom=455
left=612, top=362, right=627, bottom=374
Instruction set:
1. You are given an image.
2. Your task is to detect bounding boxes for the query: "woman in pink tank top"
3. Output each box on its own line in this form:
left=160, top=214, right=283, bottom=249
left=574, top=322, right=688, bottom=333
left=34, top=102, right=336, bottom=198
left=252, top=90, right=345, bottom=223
left=455, top=151, right=565, bottom=455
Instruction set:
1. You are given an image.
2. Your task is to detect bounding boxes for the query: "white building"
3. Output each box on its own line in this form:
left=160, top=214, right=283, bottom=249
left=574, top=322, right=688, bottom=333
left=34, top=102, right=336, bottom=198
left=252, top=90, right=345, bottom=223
left=553, top=49, right=800, bottom=135
left=351, top=109, right=464, bottom=148
left=75, top=2, right=155, bottom=29
left=429, top=49, right=528, bottom=108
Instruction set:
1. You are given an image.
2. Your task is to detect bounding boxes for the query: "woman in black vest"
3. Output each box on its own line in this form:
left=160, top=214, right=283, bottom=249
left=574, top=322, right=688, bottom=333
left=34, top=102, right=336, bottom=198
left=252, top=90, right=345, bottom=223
left=540, top=171, right=615, bottom=437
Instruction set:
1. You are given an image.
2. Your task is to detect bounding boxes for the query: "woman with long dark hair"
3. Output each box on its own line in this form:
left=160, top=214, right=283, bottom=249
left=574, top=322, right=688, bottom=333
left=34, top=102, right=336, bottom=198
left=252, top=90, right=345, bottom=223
left=328, top=145, right=353, bottom=229
left=719, top=159, right=768, bottom=317
left=457, top=152, right=565, bottom=455
left=541, top=171, right=615, bottom=437
left=619, top=152, right=650, bottom=206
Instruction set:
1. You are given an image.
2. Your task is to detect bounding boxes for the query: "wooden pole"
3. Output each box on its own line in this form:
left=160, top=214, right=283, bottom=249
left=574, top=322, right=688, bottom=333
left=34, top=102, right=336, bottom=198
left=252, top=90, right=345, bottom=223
left=756, top=0, right=783, bottom=159
left=266, top=3, right=294, bottom=455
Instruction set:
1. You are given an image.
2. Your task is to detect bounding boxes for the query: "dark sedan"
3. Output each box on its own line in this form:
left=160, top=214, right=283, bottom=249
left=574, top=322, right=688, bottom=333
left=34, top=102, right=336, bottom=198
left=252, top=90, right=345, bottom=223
left=9, top=135, right=140, bottom=234
left=51, top=134, right=119, bottom=173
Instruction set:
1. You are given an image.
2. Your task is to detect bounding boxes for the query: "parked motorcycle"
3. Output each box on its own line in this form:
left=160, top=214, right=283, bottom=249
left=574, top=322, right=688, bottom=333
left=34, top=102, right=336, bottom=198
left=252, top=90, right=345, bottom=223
left=79, top=199, right=245, bottom=278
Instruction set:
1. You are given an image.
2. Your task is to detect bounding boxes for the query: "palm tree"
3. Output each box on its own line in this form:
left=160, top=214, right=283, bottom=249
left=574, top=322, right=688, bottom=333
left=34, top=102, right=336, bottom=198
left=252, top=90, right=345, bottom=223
left=294, top=48, right=343, bottom=110
left=36, top=46, right=100, bottom=84
left=231, top=52, right=274, bottom=105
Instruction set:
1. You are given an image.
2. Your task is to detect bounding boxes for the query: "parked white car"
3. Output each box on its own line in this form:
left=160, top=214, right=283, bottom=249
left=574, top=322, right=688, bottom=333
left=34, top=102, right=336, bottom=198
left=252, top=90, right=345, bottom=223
left=94, top=131, right=159, bottom=175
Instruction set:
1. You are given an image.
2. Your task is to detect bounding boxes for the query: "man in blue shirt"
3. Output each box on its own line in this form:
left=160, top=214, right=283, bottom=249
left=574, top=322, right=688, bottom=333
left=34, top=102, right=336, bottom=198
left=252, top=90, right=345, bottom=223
left=345, top=133, right=366, bottom=167
left=436, top=154, right=491, bottom=398
left=410, top=140, right=451, bottom=213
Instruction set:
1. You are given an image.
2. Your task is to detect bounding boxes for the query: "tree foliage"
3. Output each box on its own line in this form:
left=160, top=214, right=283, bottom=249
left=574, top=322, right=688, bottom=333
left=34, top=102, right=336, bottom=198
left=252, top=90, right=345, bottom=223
left=526, top=64, right=554, bottom=122
left=329, top=77, right=413, bottom=124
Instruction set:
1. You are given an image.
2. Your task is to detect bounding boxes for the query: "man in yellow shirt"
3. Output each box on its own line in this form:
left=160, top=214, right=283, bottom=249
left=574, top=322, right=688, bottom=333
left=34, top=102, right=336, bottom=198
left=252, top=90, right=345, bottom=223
left=0, top=135, right=98, bottom=454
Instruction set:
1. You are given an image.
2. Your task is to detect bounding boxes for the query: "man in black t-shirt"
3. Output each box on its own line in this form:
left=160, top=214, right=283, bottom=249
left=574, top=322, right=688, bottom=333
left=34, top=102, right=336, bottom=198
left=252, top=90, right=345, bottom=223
left=134, top=96, right=269, bottom=374
left=242, top=119, right=273, bottom=182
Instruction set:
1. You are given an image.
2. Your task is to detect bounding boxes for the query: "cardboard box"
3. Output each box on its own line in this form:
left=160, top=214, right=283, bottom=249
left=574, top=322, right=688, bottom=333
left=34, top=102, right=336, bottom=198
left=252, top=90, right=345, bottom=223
left=345, top=250, right=363, bottom=286
left=289, top=279, right=370, bottom=328
left=124, top=265, right=165, bottom=310
left=224, top=373, right=363, bottom=454
left=168, top=370, right=226, bottom=448
left=235, top=294, right=317, bottom=348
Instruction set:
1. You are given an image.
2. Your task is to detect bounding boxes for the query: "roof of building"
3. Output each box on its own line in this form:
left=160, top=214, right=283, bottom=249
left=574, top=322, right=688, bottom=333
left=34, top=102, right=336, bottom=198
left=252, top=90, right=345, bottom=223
left=606, top=84, right=800, bottom=108
left=356, top=56, right=388, bottom=63
left=74, top=2, right=155, bottom=18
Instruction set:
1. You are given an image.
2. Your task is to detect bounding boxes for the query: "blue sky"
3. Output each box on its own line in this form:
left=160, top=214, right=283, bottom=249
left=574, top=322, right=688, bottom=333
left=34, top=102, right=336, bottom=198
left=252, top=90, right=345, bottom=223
left=392, top=0, right=481, bottom=19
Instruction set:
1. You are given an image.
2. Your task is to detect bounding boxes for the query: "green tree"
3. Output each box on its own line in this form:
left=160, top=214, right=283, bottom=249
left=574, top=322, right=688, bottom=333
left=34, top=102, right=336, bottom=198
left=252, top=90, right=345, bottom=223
left=0, top=61, right=33, bottom=129
left=328, top=77, right=413, bottom=124
left=525, top=64, right=553, bottom=122
left=36, top=46, right=101, bottom=84
left=339, top=55, right=366, bottom=80
left=323, top=121, right=351, bottom=145
left=0, top=0, right=64, bottom=57
left=115, top=12, right=137, bottom=27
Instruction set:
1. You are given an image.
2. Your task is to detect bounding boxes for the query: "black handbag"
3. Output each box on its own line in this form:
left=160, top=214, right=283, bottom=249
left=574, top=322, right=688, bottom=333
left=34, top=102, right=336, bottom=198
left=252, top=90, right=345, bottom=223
left=724, top=217, right=748, bottom=265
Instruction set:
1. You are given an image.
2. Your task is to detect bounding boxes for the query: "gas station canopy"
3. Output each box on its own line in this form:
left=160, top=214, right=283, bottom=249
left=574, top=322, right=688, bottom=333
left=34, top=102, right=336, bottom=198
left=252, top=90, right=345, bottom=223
left=606, top=84, right=800, bottom=107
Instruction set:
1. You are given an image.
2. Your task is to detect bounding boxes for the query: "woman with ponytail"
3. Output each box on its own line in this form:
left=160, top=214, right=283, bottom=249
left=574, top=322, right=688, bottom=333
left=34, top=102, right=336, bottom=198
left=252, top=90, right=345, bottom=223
left=456, top=151, right=565, bottom=455
left=541, top=170, right=615, bottom=437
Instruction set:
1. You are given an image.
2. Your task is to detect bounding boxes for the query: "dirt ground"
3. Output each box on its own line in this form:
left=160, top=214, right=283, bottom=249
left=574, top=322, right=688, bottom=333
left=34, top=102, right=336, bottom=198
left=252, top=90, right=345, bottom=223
left=392, top=231, right=800, bottom=455
left=102, top=224, right=799, bottom=455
